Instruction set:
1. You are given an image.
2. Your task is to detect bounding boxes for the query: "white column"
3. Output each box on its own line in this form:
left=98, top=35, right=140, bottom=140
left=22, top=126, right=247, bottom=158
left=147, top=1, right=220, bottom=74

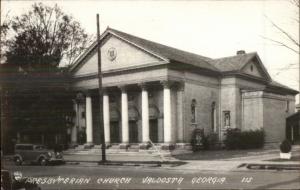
left=86, top=94, right=93, bottom=144
left=141, top=84, right=150, bottom=143
left=71, top=126, right=77, bottom=144
left=103, top=91, right=111, bottom=144
left=121, top=86, right=129, bottom=144
left=162, top=81, right=172, bottom=143
left=71, top=100, right=78, bottom=144
left=177, top=83, right=184, bottom=142
left=55, top=135, right=58, bottom=144
left=213, top=107, right=217, bottom=133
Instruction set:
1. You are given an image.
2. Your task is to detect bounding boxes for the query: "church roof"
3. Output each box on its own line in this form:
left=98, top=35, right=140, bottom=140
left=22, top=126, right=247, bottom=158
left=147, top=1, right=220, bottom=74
left=211, top=52, right=257, bottom=72
left=71, top=27, right=298, bottom=95
left=267, top=81, right=298, bottom=94
left=107, top=28, right=218, bottom=72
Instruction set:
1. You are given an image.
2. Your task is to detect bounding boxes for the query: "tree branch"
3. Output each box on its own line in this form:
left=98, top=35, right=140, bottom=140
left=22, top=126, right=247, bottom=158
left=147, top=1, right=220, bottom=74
left=261, top=35, right=299, bottom=54
left=264, top=15, right=299, bottom=47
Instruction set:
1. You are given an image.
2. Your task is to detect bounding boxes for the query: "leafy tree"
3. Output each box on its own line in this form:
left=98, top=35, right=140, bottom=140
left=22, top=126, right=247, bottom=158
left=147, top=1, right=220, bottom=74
left=0, top=11, right=10, bottom=64
left=3, top=3, right=93, bottom=71
left=11, top=87, right=75, bottom=143
left=0, top=3, right=91, bottom=149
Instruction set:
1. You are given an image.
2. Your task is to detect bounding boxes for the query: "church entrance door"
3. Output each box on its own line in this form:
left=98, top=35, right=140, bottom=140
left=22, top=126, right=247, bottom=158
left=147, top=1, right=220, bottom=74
left=150, top=119, right=158, bottom=143
left=110, top=121, right=120, bottom=143
left=129, top=121, right=138, bottom=143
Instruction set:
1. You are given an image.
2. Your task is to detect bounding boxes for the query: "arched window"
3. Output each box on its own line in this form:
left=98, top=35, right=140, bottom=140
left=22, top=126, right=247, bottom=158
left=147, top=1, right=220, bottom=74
left=211, top=102, right=216, bottom=132
left=224, top=111, right=230, bottom=127
left=191, top=99, right=197, bottom=123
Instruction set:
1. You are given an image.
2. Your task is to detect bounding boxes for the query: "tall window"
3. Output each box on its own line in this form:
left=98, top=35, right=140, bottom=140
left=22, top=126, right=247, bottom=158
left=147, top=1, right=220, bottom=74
left=224, top=111, right=230, bottom=127
left=286, top=100, right=290, bottom=112
left=212, top=102, right=216, bottom=132
left=191, top=99, right=197, bottom=123
left=81, top=111, right=85, bottom=119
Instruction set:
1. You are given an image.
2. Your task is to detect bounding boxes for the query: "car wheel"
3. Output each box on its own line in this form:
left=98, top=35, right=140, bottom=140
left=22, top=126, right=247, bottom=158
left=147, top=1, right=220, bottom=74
left=39, top=158, right=47, bottom=166
left=14, top=157, right=22, bottom=166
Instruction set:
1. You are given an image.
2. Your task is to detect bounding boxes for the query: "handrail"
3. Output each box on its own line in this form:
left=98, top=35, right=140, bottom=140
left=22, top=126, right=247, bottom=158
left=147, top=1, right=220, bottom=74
left=148, top=140, right=165, bottom=162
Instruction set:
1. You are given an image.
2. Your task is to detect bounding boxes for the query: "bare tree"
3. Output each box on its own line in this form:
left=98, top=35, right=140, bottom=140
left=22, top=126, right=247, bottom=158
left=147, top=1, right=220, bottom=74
left=262, top=0, right=299, bottom=54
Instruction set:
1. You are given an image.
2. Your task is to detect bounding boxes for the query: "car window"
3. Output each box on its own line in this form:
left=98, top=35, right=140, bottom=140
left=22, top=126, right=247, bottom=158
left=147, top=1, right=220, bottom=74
left=35, top=145, right=45, bottom=150
left=16, top=145, right=33, bottom=150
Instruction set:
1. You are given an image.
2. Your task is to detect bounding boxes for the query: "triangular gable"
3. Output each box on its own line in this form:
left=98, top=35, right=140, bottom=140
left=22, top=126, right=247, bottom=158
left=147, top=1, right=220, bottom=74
left=242, top=61, right=265, bottom=78
left=240, top=54, right=271, bottom=81
left=72, top=32, right=167, bottom=76
left=71, top=27, right=219, bottom=74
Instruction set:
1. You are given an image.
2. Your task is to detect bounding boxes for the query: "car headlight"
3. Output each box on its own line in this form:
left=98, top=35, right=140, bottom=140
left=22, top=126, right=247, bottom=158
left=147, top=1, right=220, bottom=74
left=13, top=171, right=22, bottom=181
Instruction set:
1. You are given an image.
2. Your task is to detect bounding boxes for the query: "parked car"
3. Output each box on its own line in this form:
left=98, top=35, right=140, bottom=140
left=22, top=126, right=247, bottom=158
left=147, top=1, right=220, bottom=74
left=13, top=144, right=64, bottom=166
left=1, top=169, right=41, bottom=190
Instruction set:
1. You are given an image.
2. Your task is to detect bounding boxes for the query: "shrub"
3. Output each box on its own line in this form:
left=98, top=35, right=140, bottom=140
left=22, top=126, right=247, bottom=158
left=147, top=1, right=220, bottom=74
left=280, top=139, right=292, bottom=153
left=224, top=128, right=265, bottom=150
left=223, top=128, right=241, bottom=150
left=203, top=133, right=219, bottom=150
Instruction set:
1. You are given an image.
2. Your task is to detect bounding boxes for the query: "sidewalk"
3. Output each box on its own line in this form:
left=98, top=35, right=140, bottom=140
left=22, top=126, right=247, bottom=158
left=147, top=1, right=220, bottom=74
left=3, top=146, right=299, bottom=171
left=62, top=145, right=300, bottom=171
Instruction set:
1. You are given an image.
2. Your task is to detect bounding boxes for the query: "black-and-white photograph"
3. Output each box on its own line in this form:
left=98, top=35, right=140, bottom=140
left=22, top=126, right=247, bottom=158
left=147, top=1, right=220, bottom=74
left=1, top=0, right=299, bottom=189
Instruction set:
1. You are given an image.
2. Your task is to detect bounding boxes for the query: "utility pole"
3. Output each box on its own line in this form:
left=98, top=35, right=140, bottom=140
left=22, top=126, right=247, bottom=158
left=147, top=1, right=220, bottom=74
left=96, top=14, right=106, bottom=162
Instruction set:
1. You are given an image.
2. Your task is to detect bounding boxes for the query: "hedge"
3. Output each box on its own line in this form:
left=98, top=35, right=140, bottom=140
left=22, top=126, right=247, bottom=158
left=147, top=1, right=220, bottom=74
left=224, top=128, right=265, bottom=150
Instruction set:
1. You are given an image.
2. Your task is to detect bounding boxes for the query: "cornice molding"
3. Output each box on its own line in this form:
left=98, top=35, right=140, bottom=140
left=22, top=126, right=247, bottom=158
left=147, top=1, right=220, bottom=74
left=72, top=61, right=168, bottom=81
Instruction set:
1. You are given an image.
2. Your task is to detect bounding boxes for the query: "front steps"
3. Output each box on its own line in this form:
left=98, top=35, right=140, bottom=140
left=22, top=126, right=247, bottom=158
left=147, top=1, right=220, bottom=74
left=64, top=143, right=192, bottom=156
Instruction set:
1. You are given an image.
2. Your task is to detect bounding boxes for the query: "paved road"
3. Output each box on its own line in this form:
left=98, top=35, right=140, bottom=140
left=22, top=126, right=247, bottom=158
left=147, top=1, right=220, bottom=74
left=3, top=162, right=300, bottom=189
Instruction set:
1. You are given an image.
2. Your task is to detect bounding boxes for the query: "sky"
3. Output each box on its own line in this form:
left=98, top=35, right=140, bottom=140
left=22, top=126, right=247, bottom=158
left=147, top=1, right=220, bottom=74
left=1, top=0, right=299, bottom=102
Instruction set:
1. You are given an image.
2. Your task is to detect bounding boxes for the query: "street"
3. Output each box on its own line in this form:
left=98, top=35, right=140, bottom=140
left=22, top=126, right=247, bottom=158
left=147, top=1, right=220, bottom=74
left=3, top=162, right=300, bottom=189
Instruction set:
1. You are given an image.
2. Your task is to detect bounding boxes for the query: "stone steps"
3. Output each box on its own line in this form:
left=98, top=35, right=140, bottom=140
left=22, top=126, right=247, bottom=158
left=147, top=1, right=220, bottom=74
left=65, top=143, right=192, bottom=156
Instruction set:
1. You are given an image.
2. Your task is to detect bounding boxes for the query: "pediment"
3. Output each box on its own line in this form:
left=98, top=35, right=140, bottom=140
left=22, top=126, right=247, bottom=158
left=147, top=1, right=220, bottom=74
left=240, top=56, right=271, bottom=81
left=73, top=34, right=164, bottom=76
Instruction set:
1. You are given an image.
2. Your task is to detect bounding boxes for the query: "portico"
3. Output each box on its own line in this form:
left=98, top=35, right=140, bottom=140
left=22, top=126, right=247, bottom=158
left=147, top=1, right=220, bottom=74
left=71, top=80, right=179, bottom=148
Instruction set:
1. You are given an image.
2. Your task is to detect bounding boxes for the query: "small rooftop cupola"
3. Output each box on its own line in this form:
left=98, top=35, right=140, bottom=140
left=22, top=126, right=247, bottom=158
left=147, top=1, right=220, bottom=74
left=236, top=50, right=246, bottom=55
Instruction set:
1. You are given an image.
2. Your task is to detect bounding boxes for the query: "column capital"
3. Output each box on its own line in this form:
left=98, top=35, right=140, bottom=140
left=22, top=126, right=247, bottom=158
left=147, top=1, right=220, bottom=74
left=75, top=92, right=85, bottom=103
left=118, top=85, right=127, bottom=92
left=76, top=92, right=85, bottom=99
left=102, top=87, right=108, bottom=95
left=177, top=82, right=185, bottom=91
left=84, top=91, right=93, bottom=97
left=72, top=99, right=77, bottom=104
left=138, top=82, right=148, bottom=90
left=160, top=80, right=173, bottom=88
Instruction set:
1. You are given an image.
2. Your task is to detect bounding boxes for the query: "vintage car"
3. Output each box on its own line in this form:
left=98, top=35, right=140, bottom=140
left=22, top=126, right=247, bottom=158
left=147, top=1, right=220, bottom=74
left=13, top=144, right=64, bottom=166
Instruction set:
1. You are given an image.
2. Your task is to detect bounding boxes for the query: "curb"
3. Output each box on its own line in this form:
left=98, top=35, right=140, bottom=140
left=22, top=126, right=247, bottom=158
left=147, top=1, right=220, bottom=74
left=246, top=163, right=300, bottom=170
left=64, top=160, right=187, bottom=167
